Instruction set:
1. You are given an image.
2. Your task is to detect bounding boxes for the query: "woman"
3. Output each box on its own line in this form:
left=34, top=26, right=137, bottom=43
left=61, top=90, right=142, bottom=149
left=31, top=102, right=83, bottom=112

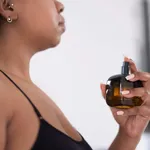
left=0, top=0, right=150, bottom=149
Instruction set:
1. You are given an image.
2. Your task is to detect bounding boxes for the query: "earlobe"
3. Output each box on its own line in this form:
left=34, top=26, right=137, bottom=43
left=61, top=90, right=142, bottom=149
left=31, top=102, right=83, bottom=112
left=7, top=16, right=12, bottom=23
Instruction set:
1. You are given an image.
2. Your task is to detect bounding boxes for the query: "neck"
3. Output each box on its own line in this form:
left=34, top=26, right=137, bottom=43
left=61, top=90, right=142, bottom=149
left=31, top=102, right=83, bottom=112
left=0, top=34, right=36, bottom=83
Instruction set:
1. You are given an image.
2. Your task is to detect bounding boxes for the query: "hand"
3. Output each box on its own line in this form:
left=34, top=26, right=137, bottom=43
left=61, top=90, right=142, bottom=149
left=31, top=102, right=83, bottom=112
left=100, top=57, right=150, bottom=138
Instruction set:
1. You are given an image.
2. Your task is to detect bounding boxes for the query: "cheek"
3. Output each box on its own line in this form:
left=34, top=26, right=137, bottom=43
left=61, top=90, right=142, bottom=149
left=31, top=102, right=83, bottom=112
left=18, top=2, right=60, bottom=47
left=39, top=1, right=59, bottom=27
left=21, top=2, right=59, bottom=28
left=46, top=6, right=59, bottom=28
left=35, top=6, right=59, bottom=33
left=22, top=13, right=57, bottom=37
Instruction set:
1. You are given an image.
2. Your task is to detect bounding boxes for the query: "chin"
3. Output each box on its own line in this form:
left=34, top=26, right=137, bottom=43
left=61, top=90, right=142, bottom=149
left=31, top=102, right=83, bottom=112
left=52, top=39, right=61, bottom=47
left=50, top=36, right=62, bottom=48
left=37, top=33, right=63, bottom=52
left=36, top=39, right=61, bottom=53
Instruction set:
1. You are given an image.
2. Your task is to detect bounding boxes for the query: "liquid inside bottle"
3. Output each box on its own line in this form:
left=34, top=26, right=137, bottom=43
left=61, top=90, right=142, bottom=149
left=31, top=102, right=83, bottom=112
left=106, top=62, right=143, bottom=109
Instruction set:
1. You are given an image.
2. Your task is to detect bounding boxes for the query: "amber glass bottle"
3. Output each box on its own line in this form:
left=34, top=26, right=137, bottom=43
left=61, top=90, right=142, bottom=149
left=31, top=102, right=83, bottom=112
left=106, top=61, right=143, bottom=109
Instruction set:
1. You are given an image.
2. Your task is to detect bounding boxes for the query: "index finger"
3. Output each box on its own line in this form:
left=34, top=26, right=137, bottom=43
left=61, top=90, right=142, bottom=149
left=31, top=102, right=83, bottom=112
left=124, top=57, right=138, bottom=73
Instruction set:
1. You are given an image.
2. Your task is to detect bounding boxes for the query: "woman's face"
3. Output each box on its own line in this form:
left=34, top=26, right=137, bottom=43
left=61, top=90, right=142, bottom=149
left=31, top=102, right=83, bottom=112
left=15, top=0, right=65, bottom=50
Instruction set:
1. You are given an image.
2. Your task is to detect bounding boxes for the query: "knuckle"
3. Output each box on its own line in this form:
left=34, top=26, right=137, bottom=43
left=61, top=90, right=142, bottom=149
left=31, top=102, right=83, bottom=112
left=128, top=107, right=138, bottom=114
left=135, top=71, right=140, bottom=77
left=131, top=88, right=144, bottom=96
left=145, top=72, right=150, bottom=78
left=140, top=106, right=150, bottom=116
left=131, top=88, right=136, bottom=94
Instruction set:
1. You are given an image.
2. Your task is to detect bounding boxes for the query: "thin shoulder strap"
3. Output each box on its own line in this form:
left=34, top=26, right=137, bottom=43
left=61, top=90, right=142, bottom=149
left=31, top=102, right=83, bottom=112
left=0, top=70, right=43, bottom=119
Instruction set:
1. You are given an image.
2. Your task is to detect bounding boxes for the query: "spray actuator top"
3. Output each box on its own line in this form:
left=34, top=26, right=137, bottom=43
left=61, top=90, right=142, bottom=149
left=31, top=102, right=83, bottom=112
left=121, top=61, right=129, bottom=76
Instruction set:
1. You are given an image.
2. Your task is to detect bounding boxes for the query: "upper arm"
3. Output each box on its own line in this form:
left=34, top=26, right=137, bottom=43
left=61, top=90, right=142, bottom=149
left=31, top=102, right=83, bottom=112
left=0, top=93, right=13, bottom=150
left=0, top=113, right=7, bottom=150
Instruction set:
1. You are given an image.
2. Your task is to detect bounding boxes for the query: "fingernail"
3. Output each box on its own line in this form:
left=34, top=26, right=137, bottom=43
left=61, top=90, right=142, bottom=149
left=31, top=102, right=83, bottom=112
left=126, top=74, right=135, bottom=80
left=117, top=111, right=124, bottom=116
left=121, top=90, right=130, bottom=95
left=100, top=83, right=105, bottom=86
left=124, top=56, right=129, bottom=61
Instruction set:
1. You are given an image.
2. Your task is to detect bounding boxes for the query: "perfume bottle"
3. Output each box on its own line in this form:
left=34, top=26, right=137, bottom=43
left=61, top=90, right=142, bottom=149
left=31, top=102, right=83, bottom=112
left=106, top=61, right=143, bottom=109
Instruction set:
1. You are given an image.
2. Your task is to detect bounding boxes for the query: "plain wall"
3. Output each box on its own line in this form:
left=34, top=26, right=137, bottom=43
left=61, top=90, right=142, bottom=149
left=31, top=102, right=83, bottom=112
left=30, top=0, right=148, bottom=149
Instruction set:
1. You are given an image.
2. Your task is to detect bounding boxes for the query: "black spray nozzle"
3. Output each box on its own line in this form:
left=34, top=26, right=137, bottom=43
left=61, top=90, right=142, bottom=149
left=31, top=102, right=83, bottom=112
left=121, top=61, right=130, bottom=76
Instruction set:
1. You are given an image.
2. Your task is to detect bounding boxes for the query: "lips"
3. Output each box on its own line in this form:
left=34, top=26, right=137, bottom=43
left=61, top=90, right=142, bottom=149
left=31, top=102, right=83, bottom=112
left=59, top=22, right=65, bottom=26
left=59, top=19, right=65, bottom=25
left=58, top=17, right=66, bottom=32
left=59, top=24, right=66, bottom=33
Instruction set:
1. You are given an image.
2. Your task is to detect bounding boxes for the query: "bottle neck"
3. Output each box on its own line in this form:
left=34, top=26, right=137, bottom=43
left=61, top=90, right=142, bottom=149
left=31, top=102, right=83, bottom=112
left=121, top=66, right=129, bottom=76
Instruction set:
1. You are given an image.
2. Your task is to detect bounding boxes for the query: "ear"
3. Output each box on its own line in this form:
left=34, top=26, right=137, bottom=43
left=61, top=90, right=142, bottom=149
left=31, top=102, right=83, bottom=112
left=0, top=0, right=18, bottom=22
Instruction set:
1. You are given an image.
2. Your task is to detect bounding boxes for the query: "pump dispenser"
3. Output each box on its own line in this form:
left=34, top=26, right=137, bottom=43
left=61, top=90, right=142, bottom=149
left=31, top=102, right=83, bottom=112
left=106, top=61, right=143, bottom=109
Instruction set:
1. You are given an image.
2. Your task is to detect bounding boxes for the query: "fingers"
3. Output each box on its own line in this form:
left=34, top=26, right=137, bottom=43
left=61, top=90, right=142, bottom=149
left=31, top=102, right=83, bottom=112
left=121, top=88, right=150, bottom=105
left=125, top=71, right=150, bottom=82
left=100, top=82, right=150, bottom=119
left=123, top=57, right=150, bottom=106
left=124, top=57, right=150, bottom=82
left=121, top=87, right=145, bottom=98
left=124, top=57, right=138, bottom=73
left=115, top=107, right=138, bottom=116
left=113, top=106, right=150, bottom=119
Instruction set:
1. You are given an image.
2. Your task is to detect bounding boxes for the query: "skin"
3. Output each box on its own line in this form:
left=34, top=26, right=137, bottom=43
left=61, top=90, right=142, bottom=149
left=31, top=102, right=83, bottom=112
left=0, top=0, right=149, bottom=149
left=0, top=0, right=81, bottom=150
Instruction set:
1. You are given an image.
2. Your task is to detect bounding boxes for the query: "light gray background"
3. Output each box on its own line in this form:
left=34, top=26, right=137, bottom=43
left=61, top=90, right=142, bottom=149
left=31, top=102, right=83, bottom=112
left=30, top=0, right=149, bottom=149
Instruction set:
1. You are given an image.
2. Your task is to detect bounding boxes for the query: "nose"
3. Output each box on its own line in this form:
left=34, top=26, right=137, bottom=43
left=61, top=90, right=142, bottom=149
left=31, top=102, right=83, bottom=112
left=56, top=1, right=65, bottom=13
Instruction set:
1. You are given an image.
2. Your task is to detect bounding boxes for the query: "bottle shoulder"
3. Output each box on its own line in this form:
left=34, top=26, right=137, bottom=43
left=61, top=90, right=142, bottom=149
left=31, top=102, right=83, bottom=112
left=107, top=74, right=124, bottom=81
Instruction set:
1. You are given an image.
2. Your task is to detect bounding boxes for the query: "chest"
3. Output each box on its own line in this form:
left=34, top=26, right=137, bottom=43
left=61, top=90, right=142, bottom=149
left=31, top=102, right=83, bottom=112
left=6, top=80, right=83, bottom=150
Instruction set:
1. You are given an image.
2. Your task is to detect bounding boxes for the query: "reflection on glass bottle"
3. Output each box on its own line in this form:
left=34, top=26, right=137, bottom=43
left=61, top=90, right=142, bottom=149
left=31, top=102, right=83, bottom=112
left=106, top=61, right=143, bottom=109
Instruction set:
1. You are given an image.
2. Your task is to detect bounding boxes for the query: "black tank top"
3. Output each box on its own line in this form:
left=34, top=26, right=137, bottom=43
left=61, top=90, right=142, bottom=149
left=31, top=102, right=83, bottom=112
left=0, top=70, right=93, bottom=150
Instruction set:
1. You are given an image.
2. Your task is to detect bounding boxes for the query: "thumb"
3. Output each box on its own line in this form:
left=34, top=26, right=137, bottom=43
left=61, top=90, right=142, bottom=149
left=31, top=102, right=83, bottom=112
left=100, top=83, right=106, bottom=99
